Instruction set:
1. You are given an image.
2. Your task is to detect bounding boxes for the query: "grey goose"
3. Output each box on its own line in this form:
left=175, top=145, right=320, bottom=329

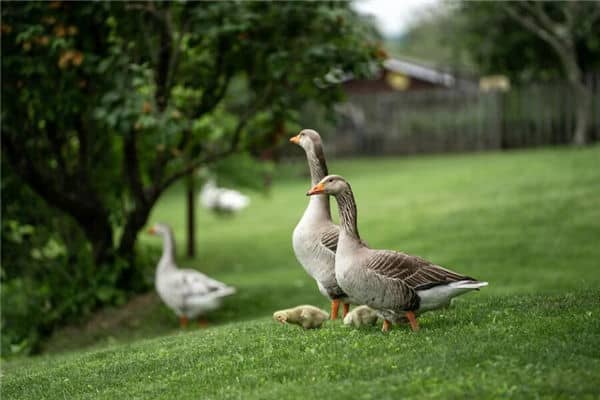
left=290, top=129, right=356, bottom=319
left=307, top=175, right=488, bottom=332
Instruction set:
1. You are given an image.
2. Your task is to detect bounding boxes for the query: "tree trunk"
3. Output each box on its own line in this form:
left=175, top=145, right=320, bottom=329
left=117, top=205, right=154, bottom=291
left=186, top=172, right=196, bottom=258
left=80, top=213, right=115, bottom=268
left=558, top=50, right=591, bottom=146
left=572, top=82, right=592, bottom=146
left=501, top=3, right=592, bottom=146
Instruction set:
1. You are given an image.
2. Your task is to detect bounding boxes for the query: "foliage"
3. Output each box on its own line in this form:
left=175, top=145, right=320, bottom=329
left=455, top=1, right=600, bottom=83
left=389, top=2, right=600, bottom=83
left=3, top=146, right=600, bottom=398
left=1, top=1, right=380, bottom=355
left=385, top=4, right=475, bottom=70
left=1, top=161, right=124, bottom=356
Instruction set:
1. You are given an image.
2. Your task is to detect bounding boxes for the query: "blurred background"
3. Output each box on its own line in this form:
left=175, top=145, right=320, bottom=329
left=2, top=1, right=599, bottom=357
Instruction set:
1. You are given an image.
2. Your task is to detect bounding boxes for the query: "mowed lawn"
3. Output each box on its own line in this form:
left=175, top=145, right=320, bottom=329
left=3, top=146, right=600, bottom=399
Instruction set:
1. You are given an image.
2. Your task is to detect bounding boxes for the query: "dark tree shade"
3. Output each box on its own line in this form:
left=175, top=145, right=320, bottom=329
left=1, top=1, right=381, bottom=353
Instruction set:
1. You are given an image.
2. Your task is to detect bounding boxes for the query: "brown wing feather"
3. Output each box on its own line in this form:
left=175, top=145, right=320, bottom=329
left=320, top=224, right=370, bottom=254
left=320, top=226, right=339, bottom=253
left=366, top=250, right=473, bottom=290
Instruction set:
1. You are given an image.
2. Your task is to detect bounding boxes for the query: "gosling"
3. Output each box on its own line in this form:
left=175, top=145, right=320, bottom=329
left=343, top=305, right=379, bottom=328
left=273, top=305, right=329, bottom=329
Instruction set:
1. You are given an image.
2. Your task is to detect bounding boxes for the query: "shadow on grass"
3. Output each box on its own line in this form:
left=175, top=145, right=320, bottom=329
left=42, top=282, right=326, bottom=354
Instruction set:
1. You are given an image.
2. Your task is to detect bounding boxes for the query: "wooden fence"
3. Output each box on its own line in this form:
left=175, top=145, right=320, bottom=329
left=300, top=73, right=600, bottom=157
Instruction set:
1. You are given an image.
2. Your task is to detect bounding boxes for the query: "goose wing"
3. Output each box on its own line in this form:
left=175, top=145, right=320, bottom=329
left=366, top=250, right=474, bottom=290
left=320, top=225, right=340, bottom=253
left=173, top=269, right=236, bottom=299
left=320, top=225, right=368, bottom=254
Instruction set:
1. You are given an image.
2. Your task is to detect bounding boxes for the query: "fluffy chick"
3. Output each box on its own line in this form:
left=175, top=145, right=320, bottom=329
left=343, top=305, right=379, bottom=328
left=273, top=305, right=329, bottom=329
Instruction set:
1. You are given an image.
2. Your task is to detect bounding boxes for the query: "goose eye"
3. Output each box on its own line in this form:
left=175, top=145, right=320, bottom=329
left=328, top=178, right=333, bottom=182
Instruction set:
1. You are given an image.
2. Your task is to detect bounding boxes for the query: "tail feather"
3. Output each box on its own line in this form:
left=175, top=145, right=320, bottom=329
left=449, top=280, right=488, bottom=290
left=185, top=286, right=236, bottom=308
left=212, top=286, right=236, bottom=298
left=191, top=286, right=236, bottom=302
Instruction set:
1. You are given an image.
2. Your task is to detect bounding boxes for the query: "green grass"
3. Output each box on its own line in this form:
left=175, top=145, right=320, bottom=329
left=3, top=146, right=600, bottom=399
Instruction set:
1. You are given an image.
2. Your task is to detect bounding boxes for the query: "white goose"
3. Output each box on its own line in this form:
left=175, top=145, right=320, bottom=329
left=307, top=175, right=488, bottom=332
left=200, top=179, right=250, bottom=215
left=148, top=223, right=236, bottom=327
left=290, top=129, right=356, bottom=319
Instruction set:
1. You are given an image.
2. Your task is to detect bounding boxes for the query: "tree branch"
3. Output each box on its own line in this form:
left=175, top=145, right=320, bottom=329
left=589, top=4, right=600, bottom=25
left=126, top=2, right=165, bottom=23
left=192, top=34, right=234, bottom=119
left=149, top=51, right=234, bottom=188
left=155, top=3, right=173, bottom=112
left=154, top=143, right=237, bottom=198
left=165, top=2, right=192, bottom=93
left=44, top=121, right=68, bottom=179
left=156, top=112, right=251, bottom=196
left=137, top=4, right=195, bottom=188
left=137, top=11, right=158, bottom=66
left=502, top=3, right=565, bottom=53
left=526, top=2, right=567, bottom=42
left=127, top=1, right=175, bottom=111
left=123, top=131, right=148, bottom=207
left=576, top=3, right=600, bottom=35
left=501, top=2, right=583, bottom=83
left=155, top=84, right=275, bottom=196
left=75, top=116, right=89, bottom=182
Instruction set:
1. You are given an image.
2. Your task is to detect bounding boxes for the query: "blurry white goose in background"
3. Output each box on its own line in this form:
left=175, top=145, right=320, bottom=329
left=199, top=179, right=250, bottom=215
left=148, top=223, right=236, bottom=327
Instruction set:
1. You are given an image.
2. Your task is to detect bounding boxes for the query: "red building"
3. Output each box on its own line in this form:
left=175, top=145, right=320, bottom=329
left=342, top=58, right=469, bottom=94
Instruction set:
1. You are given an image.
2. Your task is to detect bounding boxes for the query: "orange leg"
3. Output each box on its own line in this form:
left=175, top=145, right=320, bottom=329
left=197, top=318, right=209, bottom=328
left=406, top=311, right=419, bottom=332
left=382, top=319, right=392, bottom=332
left=179, top=316, right=189, bottom=328
left=342, top=303, right=350, bottom=318
left=331, top=299, right=340, bottom=320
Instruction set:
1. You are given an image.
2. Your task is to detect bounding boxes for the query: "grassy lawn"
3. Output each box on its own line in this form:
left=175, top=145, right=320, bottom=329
left=3, top=145, right=600, bottom=399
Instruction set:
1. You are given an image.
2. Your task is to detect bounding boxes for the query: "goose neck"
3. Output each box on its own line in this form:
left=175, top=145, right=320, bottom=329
left=159, top=230, right=176, bottom=268
left=306, top=146, right=328, bottom=185
left=306, top=192, right=332, bottom=220
left=334, top=188, right=360, bottom=240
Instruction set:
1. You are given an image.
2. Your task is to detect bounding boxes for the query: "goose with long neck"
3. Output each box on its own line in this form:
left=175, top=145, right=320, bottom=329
left=148, top=223, right=236, bottom=327
left=157, top=224, right=176, bottom=271
left=307, top=175, right=488, bottom=332
left=290, top=129, right=354, bottom=319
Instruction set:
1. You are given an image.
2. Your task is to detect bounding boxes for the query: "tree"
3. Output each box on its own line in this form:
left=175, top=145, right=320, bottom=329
left=501, top=2, right=600, bottom=146
left=457, top=1, right=600, bottom=145
left=1, top=1, right=380, bottom=291
left=385, top=3, right=475, bottom=70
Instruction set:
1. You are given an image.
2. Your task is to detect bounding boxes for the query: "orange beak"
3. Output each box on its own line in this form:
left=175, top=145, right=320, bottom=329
left=307, top=182, right=325, bottom=196
left=289, top=135, right=300, bottom=144
left=147, top=227, right=156, bottom=235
